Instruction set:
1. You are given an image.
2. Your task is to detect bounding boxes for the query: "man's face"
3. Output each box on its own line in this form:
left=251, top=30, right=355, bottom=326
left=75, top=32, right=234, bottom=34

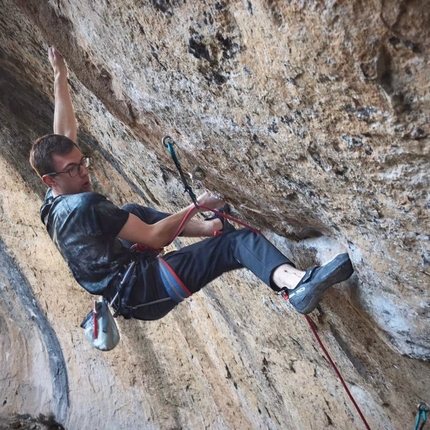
left=47, top=146, right=92, bottom=196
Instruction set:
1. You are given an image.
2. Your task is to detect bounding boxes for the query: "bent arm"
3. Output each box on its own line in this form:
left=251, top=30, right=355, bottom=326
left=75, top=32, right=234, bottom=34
left=118, top=204, right=199, bottom=249
left=118, top=192, right=225, bottom=248
left=49, top=47, right=78, bottom=142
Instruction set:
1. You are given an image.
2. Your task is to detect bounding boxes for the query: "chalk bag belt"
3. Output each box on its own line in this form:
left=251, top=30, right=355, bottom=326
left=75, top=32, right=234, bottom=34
left=158, top=257, right=192, bottom=303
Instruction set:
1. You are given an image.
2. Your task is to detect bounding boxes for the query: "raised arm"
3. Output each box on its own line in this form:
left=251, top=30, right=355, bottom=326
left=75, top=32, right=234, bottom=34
left=48, top=47, right=77, bottom=142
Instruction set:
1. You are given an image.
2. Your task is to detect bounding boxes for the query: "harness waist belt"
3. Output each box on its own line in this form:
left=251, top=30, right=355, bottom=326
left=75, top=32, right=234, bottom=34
left=158, top=258, right=191, bottom=303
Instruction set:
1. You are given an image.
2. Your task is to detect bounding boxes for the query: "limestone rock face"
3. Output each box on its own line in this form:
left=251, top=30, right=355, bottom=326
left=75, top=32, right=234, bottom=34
left=0, top=1, right=429, bottom=429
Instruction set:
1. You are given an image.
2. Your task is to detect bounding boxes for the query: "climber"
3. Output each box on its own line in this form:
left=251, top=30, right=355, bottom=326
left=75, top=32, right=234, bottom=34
left=29, top=47, right=354, bottom=320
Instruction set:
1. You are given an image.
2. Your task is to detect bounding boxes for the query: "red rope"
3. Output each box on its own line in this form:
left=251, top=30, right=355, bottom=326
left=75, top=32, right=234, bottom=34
left=168, top=206, right=197, bottom=244
left=285, top=301, right=371, bottom=430
left=140, top=203, right=371, bottom=428
left=166, top=204, right=259, bottom=246
left=198, top=205, right=261, bottom=234
left=280, top=291, right=371, bottom=429
left=304, top=314, right=371, bottom=429
left=174, top=207, right=372, bottom=429
left=93, top=300, right=98, bottom=339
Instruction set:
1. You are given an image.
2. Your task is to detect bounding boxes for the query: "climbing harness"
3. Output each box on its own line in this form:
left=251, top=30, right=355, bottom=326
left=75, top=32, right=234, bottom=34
left=109, top=255, right=175, bottom=319
left=415, top=402, right=429, bottom=430
left=159, top=258, right=192, bottom=303
left=81, top=135, right=255, bottom=350
left=163, top=135, right=372, bottom=430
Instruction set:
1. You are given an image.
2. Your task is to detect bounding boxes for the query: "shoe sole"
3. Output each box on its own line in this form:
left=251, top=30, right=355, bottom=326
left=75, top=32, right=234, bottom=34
left=291, top=253, right=353, bottom=314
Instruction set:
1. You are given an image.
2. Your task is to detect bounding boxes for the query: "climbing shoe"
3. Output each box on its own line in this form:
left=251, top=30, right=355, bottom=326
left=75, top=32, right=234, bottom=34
left=288, top=253, right=354, bottom=314
left=207, top=204, right=236, bottom=234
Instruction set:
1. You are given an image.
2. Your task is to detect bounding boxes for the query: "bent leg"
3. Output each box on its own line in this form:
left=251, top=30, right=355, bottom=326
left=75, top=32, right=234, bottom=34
left=162, top=229, right=293, bottom=294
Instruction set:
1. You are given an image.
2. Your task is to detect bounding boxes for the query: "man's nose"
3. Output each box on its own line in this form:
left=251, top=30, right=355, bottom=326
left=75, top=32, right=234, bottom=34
left=79, top=164, right=89, bottom=177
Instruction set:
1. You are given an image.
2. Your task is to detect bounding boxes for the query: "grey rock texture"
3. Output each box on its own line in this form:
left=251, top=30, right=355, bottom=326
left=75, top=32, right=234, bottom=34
left=0, top=0, right=429, bottom=429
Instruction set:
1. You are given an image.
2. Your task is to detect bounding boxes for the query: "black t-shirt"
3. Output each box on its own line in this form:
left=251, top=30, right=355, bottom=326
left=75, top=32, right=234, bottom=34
left=40, top=189, right=131, bottom=294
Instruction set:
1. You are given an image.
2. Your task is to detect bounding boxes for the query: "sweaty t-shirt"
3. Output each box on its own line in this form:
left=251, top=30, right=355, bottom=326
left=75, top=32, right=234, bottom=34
left=40, top=189, right=131, bottom=294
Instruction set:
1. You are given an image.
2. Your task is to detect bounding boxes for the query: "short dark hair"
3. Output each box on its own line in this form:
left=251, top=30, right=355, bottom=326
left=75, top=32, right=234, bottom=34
left=30, top=134, right=78, bottom=177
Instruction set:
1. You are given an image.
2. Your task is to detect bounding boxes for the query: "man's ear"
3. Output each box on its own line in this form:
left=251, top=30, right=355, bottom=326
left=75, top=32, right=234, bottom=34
left=42, top=174, right=55, bottom=188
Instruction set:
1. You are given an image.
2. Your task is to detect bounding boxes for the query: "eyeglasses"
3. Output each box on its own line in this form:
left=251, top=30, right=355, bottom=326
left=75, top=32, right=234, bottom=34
left=44, top=156, right=91, bottom=178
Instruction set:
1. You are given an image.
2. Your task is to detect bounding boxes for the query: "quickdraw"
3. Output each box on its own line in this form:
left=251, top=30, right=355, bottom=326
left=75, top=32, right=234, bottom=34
left=162, top=136, right=199, bottom=208
left=415, top=402, right=429, bottom=430
left=162, top=135, right=260, bottom=233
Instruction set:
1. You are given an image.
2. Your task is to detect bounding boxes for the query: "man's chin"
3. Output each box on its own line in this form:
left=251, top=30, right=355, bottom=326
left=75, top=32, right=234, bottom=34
left=81, top=182, right=92, bottom=192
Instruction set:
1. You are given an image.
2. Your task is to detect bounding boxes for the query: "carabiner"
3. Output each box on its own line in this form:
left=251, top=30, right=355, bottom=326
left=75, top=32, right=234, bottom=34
left=418, top=402, right=430, bottom=412
left=162, top=135, right=175, bottom=148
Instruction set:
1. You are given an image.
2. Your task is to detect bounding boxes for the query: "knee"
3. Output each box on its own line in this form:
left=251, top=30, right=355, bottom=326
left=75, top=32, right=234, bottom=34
left=236, top=228, right=257, bottom=238
left=228, top=228, right=257, bottom=242
left=231, top=228, right=270, bottom=251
